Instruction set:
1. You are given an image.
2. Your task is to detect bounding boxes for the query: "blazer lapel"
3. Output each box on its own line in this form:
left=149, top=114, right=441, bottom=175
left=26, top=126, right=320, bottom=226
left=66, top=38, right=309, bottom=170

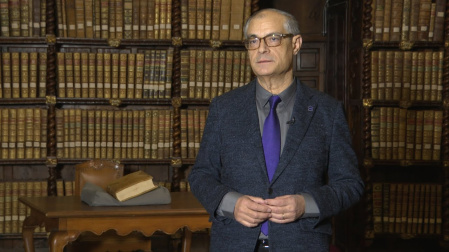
left=271, top=80, right=318, bottom=184
left=238, top=81, right=269, bottom=179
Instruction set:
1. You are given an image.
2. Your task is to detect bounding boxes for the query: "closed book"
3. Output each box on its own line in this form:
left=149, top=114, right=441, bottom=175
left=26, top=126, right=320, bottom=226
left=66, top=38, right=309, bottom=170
left=409, top=0, right=420, bottom=41
left=29, top=52, right=38, bottom=98
left=371, top=108, right=380, bottom=159
left=382, top=0, right=391, bottom=41
left=414, top=110, right=424, bottom=160
left=400, top=0, right=411, bottom=41
left=106, top=170, right=158, bottom=202
left=432, top=0, right=446, bottom=42
left=374, top=0, right=385, bottom=41
left=38, top=52, right=46, bottom=97
left=417, top=0, right=431, bottom=41
left=371, top=54, right=379, bottom=100
left=0, top=0, right=10, bottom=37
left=389, top=0, right=403, bottom=41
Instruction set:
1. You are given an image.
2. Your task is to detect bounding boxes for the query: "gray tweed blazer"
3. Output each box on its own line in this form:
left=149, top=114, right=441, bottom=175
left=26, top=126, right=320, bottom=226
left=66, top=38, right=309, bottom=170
left=188, top=78, right=364, bottom=251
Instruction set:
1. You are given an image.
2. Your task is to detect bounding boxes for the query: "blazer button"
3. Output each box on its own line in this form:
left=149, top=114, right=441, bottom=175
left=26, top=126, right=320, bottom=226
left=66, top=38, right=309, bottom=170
left=268, top=187, right=273, bottom=195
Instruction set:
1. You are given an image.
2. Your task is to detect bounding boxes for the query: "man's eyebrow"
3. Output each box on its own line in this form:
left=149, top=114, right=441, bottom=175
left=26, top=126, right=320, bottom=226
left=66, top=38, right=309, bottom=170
left=248, top=32, right=283, bottom=38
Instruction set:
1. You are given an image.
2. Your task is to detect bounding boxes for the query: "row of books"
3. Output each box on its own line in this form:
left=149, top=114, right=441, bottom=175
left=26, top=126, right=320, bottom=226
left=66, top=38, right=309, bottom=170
left=370, top=50, right=444, bottom=101
left=0, top=180, right=48, bottom=234
left=56, top=109, right=173, bottom=160
left=54, top=108, right=208, bottom=160
left=0, top=108, right=48, bottom=160
left=0, top=52, right=48, bottom=99
left=57, top=49, right=173, bottom=99
left=371, top=108, right=442, bottom=161
left=56, top=0, right=172, bottom=39
left=0, top=0, right=47, bottom=37
left=372, top=182, right=442, bottom=235
left=181, top=0, right=252, bottom=41
left=180, top=49, right=252, bottom=100
left=372, top=0, right=446, bottom=42
left=180, top=109, right=208, bottom=159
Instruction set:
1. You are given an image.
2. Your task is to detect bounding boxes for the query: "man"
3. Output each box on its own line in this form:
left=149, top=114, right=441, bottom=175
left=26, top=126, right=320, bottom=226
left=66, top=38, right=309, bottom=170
left=188, top=8, right=364, bottom=252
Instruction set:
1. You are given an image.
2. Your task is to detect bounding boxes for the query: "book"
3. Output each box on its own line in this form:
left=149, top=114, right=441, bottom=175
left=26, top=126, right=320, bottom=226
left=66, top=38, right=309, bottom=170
left=433, top=0, right=446, bottom=42
left=400, top=0, right=411, bottom=41
left=371, top=108, right=380, bottom=159
left=219, top=0, right=231, bottom=40
left=106, top=170, right=158, bottom=202
left=229, top=0, right=244, bottom=40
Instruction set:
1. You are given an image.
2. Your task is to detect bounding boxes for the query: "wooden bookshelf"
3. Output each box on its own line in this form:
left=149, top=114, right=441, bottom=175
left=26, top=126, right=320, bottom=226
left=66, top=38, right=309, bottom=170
left=0, top=0, right=260, bottom=241
left=360, top=0, right=449, bottom=247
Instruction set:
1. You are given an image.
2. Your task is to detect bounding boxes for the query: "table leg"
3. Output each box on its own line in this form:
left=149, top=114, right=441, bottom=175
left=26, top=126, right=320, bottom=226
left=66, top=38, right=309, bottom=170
left=182, top=228, right=192, bottom=252
left=48, top=230, right=79, bottom=252
left=22, top=216, right=42, bottom=252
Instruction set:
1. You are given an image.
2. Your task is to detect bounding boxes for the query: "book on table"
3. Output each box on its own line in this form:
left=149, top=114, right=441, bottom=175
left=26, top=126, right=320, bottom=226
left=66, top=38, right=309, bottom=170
left=106, top=170, right=158, bottom=202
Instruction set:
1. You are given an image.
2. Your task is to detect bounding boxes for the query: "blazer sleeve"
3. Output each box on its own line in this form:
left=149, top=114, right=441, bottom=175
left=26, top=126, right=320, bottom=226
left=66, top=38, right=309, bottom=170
left=304, top=102, right=364, bottom=224
left=188, top=98, right=234, bottom=222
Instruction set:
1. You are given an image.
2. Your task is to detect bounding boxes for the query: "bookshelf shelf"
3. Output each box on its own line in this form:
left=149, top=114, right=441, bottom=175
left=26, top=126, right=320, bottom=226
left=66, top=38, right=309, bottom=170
left=56, top=98, right=173, bottom=106
left=56, top=158, right=173, bottom=165
left=0, top=99, right=47, bottom=105
left=56, top=38, right=174, bottom=47
left=0, top=159, right=47, bottom=165
left=361, top=0, right=449, bottom=247
left=0, top=37, right=47, bottom=44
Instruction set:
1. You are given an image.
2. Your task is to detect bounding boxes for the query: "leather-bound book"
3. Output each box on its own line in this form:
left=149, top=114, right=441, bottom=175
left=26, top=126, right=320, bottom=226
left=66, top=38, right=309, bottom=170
left=106, top=170, right=158, bottom=202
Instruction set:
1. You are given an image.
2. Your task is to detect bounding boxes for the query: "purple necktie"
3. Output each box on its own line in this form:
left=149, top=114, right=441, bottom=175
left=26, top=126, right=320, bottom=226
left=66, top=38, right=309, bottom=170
left=261, top=95, right=281, bottom=236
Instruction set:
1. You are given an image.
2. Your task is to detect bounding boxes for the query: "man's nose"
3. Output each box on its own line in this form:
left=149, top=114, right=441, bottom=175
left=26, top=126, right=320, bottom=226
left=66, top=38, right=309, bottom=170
left=258, top=39, right=269, bottom=53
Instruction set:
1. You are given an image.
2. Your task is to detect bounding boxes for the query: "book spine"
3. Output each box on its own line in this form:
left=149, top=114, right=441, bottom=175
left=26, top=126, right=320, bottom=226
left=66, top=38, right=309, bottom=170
left=219, top=0, right=230, bottom=40
left=111, top=53, right=120, bottom=98
left=127, top=53, right=136, bottom=98
left=0, top=0, right=10, bottom=37
left=24, top=108, right=34, bottom=159
left=181, top=0, right=188, bottom=38
left=151, top=110, right=159, bottom=159
left=400, top=0, right=411, bottom=41
left=188, top=0, right=196, bottom=39
left=33, top=108, right=41, bottom=158
left=188, top=49, right=196, bottom=98
left=229, top=0, right=244, bottom=40
left=139, top=0, right=148, bottom=38
left=11, top=52, right=20, bottom=98
left=73, top=52, right=81, bottom=98
left=389, top=0, right=403, bottom=41
left=119, top=53, right=128, bottom=98
left=392, top=51, right=402, bottom=100
left=75, top=0, right=85, bottom=37
left=103, top=53, right=112, bottom=98
left=115, top=0, right=124, bottom=39
left=16, top=108, right=25, bottom=159
left=20, top=52, right=30, bottom=98
left=29, top=52, right=38, bottom=98
left=195, top=50, right=204, bottom=99
left=166, top=0, right=172, bottom=39
left=135, top=53, right=144, bottom=99
left=81, top=52, right=89, bottom=98
left=165, top=47, right=173, bottom=98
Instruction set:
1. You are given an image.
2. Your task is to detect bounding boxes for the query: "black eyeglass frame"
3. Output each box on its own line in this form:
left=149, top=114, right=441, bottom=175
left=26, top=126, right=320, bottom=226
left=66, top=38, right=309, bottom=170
left=243, top=33, right=294, bottom=50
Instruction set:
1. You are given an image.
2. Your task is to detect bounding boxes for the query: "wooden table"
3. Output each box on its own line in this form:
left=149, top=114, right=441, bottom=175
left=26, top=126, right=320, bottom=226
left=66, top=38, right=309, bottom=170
left=19, top=192, right=211, bottom=252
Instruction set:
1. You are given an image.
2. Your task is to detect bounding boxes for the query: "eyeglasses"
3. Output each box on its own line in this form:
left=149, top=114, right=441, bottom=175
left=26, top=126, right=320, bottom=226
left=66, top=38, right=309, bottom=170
left=243, top=33, right=294, bottom=50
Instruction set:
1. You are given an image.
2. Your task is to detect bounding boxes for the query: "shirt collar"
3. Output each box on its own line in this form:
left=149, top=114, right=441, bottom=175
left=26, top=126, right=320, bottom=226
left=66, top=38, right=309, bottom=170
left=256, top=78, right=296, bottom=108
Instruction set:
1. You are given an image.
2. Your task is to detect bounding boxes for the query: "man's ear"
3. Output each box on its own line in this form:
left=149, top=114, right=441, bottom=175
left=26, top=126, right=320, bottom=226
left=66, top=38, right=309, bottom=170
left=292, top=35, right=302, bottom=55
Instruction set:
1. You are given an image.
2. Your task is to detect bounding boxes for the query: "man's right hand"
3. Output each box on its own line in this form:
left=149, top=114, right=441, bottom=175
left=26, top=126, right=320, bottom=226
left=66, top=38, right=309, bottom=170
left=234, top=195, right=272, bottom=227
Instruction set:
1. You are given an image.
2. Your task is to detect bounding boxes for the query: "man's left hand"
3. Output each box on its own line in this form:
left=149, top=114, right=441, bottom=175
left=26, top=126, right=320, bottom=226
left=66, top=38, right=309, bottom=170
left=264, top=195, right=305, bottom=223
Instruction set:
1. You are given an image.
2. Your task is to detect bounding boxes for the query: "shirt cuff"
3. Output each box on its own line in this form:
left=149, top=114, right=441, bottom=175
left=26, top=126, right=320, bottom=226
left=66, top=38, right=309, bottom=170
left=216, top=191, right=243, bottom=219
left=302, top=193, right=320, bottom=218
